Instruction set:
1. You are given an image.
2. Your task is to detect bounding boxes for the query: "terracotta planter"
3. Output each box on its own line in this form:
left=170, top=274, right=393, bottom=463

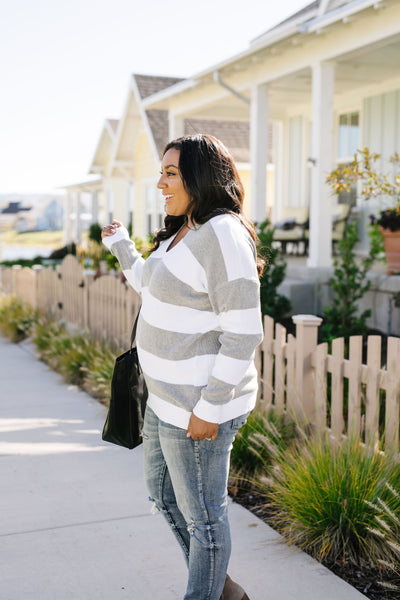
left=379, top=226, right=400, bottom=274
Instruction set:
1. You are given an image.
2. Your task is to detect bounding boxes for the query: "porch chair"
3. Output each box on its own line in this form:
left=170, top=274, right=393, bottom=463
left=272, top=206, right=309, bottom=255
left=303, top=203, right=351, bottom=254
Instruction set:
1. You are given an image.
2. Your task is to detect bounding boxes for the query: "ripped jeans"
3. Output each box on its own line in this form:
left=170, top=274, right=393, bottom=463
left=142, top=406, right=248, bottom=600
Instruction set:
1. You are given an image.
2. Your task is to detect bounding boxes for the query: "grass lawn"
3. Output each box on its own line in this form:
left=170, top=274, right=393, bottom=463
left=1, top=230, right=64, bottom=247
left=1, top=230, right=88, bottom=247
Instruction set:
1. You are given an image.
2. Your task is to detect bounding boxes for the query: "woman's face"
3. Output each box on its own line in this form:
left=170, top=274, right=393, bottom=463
left=157, top=148, right=191, bottom=217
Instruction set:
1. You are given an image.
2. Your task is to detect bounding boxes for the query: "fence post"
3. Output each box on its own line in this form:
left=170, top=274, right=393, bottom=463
left=83, top=271, right=95, bottom=331
left=32, top=265, right=43, bottom=310
left=292, top=314, right=322, bottom=424
left=11, top=265, right=21, bottom=295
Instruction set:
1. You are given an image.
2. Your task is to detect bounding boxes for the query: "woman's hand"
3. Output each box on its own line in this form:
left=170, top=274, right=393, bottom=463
left=101, top=219, right=123, bottom=239
left=187, top=413, right=218, bottom=441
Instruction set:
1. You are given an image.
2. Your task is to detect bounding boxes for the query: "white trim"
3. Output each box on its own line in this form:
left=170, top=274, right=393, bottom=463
left=300, top=0, right=381, bottom=34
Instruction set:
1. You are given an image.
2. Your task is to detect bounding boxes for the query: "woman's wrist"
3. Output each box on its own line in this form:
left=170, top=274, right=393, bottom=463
left=102, top=225, right=130, bottom=250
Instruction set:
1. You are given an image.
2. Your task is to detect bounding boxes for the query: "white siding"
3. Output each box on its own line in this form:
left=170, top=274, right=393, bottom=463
left=288, top=116, right=304, bottom=207
left=363, top=90, right=400, bottom=166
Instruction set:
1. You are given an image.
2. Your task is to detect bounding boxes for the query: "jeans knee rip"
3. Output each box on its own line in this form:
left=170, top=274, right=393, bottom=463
left=148, top=496, right=180, bottom=530
left=186, top=518, right=216, bottom=548
left=148, top=496, right=163, bottom=515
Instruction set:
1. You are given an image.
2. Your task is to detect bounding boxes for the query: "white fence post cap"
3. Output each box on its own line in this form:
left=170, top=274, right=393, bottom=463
left=292, top=314, right=323, bottom=327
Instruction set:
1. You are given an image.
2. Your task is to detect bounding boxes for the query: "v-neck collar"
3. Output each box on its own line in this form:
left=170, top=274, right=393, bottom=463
left=165, top=224, right=190, bottom=253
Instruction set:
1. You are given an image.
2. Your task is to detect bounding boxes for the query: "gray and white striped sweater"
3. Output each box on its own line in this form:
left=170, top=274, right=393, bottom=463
left=103, top=214, right=263, bottom=430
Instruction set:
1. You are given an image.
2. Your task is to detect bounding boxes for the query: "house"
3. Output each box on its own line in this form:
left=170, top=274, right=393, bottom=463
left=141, top=0, right=400, bottom=269
left=63, top=0, right=400, bottom=333
left=63, top=74, right=273, bottom=242
left=0, top=196, right=64, bottom=233
left=0, top=201, right=32, bottom=231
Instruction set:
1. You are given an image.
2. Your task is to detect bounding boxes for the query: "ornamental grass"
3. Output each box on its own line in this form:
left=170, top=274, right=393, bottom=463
left=0, top=295, right=39, bottom=342
left=230, top=407, right=296, bottom=479
left=267, top=432, right=400, bottom=568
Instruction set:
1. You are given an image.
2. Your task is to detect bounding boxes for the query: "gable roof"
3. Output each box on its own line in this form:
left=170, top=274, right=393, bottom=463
left=184, top=119, right=252, bottom=163
left=1, top=201, right=31, bottom=214
left=107, top=119, right=119, bottom=134
left=145, top=112, right=256, bottom=162
left=135, top=74, right=184, bottom=99
left=89, top=118, right=119, bottom=174
left=133, top=74, right=255, bottom=162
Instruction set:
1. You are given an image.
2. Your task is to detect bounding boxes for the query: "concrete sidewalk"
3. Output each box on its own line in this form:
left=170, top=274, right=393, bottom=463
left=0, top=336, right=366, bottom=600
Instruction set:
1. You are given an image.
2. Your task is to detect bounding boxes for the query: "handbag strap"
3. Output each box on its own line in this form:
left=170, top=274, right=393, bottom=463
left=129, top=306, right=141, bottom=349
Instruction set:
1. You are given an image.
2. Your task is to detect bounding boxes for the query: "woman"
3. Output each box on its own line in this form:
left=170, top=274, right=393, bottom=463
left=102, top=134, right=263, bottom=600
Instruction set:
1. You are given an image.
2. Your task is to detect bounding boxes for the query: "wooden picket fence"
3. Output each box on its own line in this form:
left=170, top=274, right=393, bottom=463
left=259, top=314, right=400, bottom=454
left=1, top=256, right=399, bottom=453
left=0, top=256, right=140, bottom=349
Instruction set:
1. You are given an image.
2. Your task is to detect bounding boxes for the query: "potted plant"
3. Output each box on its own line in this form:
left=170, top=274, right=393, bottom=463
left=326, top=148, right=400, bottom=274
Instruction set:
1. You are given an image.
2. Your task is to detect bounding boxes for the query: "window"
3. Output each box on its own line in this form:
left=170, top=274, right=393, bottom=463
left=338, top=112, right=359, bottom=161
left=337, top=112, right=359, bottom=206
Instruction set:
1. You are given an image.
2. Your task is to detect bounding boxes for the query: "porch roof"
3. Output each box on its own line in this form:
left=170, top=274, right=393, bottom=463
left=62, top=178, right=103, bottom=192
left=140, top=0, right=400, bottom=121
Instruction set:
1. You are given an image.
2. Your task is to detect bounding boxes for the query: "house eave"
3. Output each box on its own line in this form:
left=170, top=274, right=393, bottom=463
left=143, top=0, right=385, bottom=111
left=299, top=0, right=383, bottom=33
left=141, top=78, right=199, bottom=109
left=61, top=178, right=103, bottom=192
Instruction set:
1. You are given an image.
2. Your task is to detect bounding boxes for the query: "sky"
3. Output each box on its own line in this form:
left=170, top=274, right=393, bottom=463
left=0, top=0, right=310, bottom=195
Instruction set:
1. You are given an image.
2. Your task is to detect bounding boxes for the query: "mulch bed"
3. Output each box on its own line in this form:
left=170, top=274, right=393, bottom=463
left=230, top=486, right=399, bottom=600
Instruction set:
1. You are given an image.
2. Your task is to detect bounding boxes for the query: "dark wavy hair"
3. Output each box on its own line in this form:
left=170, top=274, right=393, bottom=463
left=151, top=134, right=264, bottom=276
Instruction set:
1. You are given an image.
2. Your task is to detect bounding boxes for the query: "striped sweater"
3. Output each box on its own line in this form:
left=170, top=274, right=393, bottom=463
left=103, top=214, right=263, bottom=430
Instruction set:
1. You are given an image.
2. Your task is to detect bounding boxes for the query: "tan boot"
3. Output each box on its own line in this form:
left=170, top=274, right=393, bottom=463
left=220, top=574, right=250, bottom=600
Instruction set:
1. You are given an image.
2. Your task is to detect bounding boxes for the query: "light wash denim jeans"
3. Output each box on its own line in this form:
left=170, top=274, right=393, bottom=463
left=142, top=406, right=249, bottom=600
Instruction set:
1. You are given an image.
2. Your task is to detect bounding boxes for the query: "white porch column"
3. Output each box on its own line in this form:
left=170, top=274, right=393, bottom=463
left=91, top=191, right=99, bottom=224
left=169, top=112, right=185, bottom=141
left=307, top=61, right=335, bottom=268
left=127, top=181, right=134, bottom=227
left=63, top=193, right=74, bottom=245
left=250, top=82, right=269, bottom=223
left=74, top=192, right=82, bottom=245
left=274, top=121, right=284, bottom=223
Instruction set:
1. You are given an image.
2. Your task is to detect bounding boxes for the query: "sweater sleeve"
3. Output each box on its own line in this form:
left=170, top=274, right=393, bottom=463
left=102, top=226, right=145, bottom=295
left=192, top=217, right=263, bottom=423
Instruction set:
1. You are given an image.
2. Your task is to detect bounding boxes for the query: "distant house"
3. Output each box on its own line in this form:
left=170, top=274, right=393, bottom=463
left=0, top=201, right=32, bottom=230
left=63, top=74, right=273, bottom=242
left=1, top=201, right=32, bottom=215
left=0, top=196, right=64, bottom=232
left=36, top=198, right=64, bottom=231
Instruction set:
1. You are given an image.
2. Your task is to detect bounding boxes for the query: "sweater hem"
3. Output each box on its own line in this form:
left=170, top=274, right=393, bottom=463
left=147, top=391, right=257, bottom=430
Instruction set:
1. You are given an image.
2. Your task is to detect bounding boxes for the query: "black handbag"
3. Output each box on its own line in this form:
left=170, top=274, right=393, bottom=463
left=102, top=310, right=148, bottom=449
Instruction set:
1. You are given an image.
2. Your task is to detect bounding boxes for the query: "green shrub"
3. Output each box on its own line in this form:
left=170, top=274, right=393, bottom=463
left=231, top=408, right=296, bottom=479
left=81, top=343, right=115, bottom=401
left=32, top=318, right=114, bottom=397
left=57, top=333, right=94, bottom=385
left=321, top=222, right=380, bottom=342
left=268, top=433, right=400, bottom=567
left=0, top=296, right=38, bottom=342
left=88, top=222, right=103, bottom=245
left=256, top=219, right=292, bottom=322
